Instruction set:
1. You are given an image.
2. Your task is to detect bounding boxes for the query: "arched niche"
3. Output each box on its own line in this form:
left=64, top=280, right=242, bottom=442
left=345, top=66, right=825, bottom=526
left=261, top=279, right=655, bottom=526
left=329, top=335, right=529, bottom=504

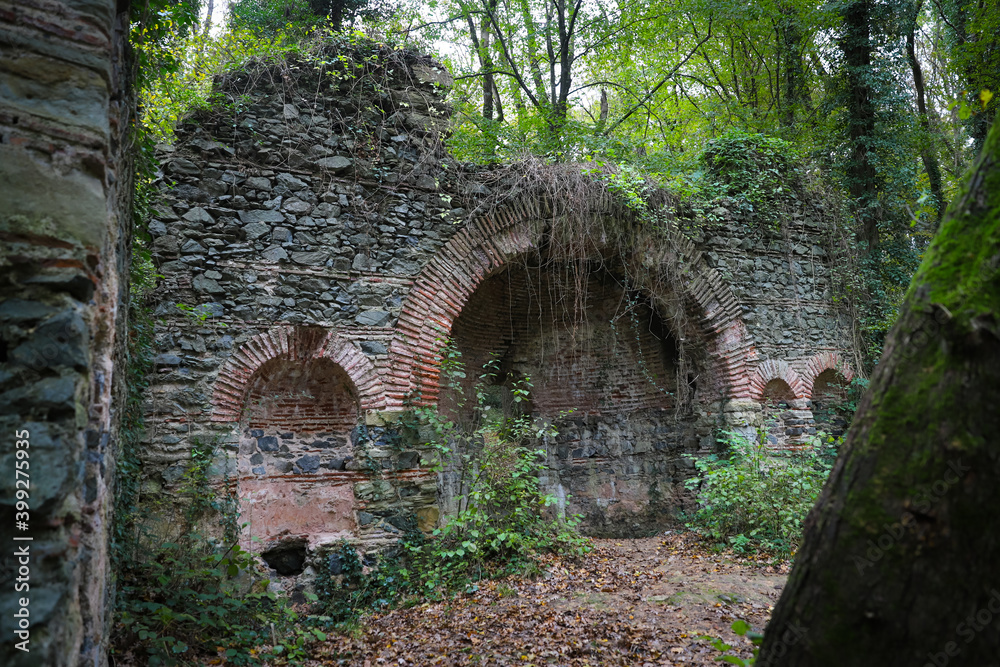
left=760, top=378, right=801, bottom=448
left=237, top=356, right=360, bottom=558
left=811, top=368, right=850, bottom=437
left=444, top=262, right=679, bottom=422
left=387, top=201, right=755, bottom=411
left=762, top=378, right=796, bottom=405
left=244, top=356, right=359, bottom=441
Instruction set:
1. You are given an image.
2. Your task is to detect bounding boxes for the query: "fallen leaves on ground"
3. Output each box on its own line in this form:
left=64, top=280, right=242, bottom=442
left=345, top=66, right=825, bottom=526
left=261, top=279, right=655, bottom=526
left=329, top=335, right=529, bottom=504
left=307, top=532, right=790, bottom=666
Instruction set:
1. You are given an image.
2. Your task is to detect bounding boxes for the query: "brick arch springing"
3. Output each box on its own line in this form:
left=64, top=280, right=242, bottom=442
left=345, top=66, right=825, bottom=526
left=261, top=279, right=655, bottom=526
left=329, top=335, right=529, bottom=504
left=211, top=326, right=387, bottom=423
left=801, top=352, right=854, bottom=399
left=750, top=359, right=807, bottom=400
left=386, top=200, right=755, bottom=408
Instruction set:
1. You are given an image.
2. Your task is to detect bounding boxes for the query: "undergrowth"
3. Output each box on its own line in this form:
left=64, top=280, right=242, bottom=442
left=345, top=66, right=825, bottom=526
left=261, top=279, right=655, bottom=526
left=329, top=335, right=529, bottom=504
left=112, top=440, right=331, bottom=666
left=683, top=427, right=840, bottom=558
left=313, top=343, right=591, bottom=624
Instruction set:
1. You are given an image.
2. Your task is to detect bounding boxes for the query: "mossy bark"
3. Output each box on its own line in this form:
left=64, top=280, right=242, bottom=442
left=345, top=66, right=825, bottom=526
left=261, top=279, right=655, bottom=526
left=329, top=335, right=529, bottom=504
left=760, top=119, right=1000, bottom=665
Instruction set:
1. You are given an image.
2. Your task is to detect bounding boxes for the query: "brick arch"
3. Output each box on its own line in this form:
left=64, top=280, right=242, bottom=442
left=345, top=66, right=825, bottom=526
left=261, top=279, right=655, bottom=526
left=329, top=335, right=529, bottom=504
left=211, top=326, right=386, bottom=423
left=801, top=352, right=854, bottom=399
left=750, top=359, right=807, bottom=400
left=386, top=199, right=754, bottom=408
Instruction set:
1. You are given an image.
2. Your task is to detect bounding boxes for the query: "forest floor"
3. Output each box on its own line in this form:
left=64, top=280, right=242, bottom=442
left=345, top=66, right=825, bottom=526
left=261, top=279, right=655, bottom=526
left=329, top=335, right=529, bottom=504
left=309, top=532, right=789, bottom=666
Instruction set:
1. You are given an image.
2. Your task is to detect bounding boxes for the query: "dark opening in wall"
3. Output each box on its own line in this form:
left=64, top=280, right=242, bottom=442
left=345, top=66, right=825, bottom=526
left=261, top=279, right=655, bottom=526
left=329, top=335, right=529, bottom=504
left=447, top=262, right=679, bottom=420
left=261, top=539, right=308, bottom=576
left=762, top=378, right=797, bottom=447
left=762, top=379, right=796, bottom=405
left=812, top=368, right=849, bottom=437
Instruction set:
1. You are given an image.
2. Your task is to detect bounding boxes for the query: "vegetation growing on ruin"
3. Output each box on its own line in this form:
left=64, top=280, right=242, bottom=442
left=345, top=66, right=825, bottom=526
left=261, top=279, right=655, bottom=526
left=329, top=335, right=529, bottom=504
left=313, top=344, right=592, bottom=623
left=113, top=441, right=291, bottom=665
left=683, top=429, right=841, bottom=558
left=112, top=0, right=1000, bottom=661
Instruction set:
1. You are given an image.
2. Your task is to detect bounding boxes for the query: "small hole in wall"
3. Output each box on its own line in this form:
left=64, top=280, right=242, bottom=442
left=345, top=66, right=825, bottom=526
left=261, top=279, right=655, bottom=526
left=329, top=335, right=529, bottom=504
left=0, top=339, right=8, bottom=363
left=261, top=539, right=307, bottom=576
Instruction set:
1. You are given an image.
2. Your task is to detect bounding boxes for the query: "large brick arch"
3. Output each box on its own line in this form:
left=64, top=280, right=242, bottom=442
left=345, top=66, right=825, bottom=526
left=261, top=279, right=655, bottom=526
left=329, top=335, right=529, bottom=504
left=211, top=326, right=387, bottom=423
left=386, top=200, right=755, bottom=408
left=801, top=351, right=855, bottom=399
left=750, top=359, right=808, bottom=400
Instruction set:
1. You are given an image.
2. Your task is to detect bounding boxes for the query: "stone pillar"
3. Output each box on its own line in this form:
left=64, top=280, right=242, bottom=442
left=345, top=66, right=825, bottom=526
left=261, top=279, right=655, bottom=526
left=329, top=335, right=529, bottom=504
left=721, top=398, right=764, bottom=443
left=0, top=1, right=132, bottom=664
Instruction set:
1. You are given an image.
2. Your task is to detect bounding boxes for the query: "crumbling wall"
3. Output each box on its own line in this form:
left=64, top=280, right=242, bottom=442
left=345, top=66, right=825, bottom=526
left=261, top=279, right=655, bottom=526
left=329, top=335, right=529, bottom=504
left=140, top=43, right=856, bottom=571
left=0, top=0, right=133, bottom=664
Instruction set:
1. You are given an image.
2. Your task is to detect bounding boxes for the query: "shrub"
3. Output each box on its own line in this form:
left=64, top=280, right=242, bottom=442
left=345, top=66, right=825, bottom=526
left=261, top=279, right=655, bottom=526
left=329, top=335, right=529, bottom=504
left=314, top=344, right=590, bottom=621
left=683, top=429, right=838, bottom=557
left=411, top=345, right=590, bottom=585
left=113, top=442, right=329, bottom=665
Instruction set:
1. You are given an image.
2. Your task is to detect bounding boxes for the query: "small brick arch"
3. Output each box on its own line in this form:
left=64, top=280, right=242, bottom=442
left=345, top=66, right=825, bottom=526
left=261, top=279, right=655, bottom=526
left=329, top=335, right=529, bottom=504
left=211, top=326, right=387, bottom=423
left=801, top=352, right=854, bottom=399
left=750, top=359, right=807, bottom=400
left=386, top=199, right=754, bottom=408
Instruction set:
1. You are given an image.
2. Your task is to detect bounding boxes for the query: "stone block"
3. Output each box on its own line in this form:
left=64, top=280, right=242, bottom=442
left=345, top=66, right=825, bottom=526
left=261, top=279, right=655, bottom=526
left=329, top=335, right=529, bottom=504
left=240, top=209, right=285, bottom=225
left=317, top=156, right=352, bottom=172
left=355, top=310, right=390, bottom=327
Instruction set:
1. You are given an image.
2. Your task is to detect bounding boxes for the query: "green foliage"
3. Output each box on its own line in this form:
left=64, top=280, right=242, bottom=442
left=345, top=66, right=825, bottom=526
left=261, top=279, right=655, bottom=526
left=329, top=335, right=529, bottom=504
left=228, top=0, right=322, bottom=38
left=175, top=302, right=227, bottom=326
left=115, top=441, right=256, bottom=664
left=411, top=346, right=591, bottom=583
left=314, top=344, right=590, bottom=622
left=581, top=162, right=652, bottom=215
left=683, top=429, right=839, bottom=557
left=314, top=538, right=421, bottom=624
left=113, top=440, right=331, bottom=665
left=697, top=130, right=801, bottom=225
left=138, top=24, right=309, bottom=142
left=130, top=0, right=203, bottom=92
left=700, top=619, right=765, bottom=666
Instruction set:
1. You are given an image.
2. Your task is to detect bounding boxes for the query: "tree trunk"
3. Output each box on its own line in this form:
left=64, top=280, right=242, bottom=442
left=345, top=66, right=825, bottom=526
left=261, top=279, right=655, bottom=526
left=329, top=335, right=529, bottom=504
left=906, top=0, right=946, bottom=225
left=839, top=0, right=879, bottom=251
left=518, top=0, right=548, bottom=104
left=779, top=1, right=805, bottom=127
left=481, top=0, right=499, bottom=122
left=760, top=118, right=1000, bottom=665
left=202, top=0, right=214, bottom=37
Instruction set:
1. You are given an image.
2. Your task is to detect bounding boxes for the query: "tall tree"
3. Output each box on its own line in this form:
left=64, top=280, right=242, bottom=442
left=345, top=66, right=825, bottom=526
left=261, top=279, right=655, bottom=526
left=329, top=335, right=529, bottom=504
left=838, top=0, right=881, bottom=251
left=760, top=114, right=1000, bottom=665
left=905, top=0, right=946, bottom=224
left=930, top=0, right=999, bottom=152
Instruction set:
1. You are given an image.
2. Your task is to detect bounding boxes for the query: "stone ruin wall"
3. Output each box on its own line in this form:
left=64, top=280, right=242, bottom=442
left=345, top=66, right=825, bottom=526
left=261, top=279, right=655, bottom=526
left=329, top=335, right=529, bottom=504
left=1, top=0, right=134, bottom=665
left=140, top=46, right=857, bottom=577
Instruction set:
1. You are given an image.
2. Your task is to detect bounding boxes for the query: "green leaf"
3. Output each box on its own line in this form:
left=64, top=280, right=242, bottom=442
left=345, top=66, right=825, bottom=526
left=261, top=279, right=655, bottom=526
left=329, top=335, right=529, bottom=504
left=731, top=620, right=751, bottom=636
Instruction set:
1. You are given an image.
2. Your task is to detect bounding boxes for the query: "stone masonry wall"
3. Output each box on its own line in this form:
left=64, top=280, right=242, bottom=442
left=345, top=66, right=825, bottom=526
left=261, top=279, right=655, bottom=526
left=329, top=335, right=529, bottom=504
left=0, top=1, right=133, bottom=665
left=140, top=44, right=857, bottom=576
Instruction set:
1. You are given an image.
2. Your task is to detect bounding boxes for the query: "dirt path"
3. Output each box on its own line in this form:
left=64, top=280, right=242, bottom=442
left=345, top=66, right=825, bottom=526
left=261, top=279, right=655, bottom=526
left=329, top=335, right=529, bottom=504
left=310, top=533, right=789, bottom=666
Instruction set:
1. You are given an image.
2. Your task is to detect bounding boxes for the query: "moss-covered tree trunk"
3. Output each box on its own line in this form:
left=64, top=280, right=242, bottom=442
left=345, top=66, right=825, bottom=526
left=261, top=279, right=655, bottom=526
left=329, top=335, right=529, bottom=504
left=760, top=118, right=1000, bottom=665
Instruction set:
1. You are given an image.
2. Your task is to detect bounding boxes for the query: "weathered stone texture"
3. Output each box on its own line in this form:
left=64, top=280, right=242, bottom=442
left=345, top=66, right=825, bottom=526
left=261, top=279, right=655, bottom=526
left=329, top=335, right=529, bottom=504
left=140, top=45, right=856, bottom=577
left=0, top=1, right=133, bottom=665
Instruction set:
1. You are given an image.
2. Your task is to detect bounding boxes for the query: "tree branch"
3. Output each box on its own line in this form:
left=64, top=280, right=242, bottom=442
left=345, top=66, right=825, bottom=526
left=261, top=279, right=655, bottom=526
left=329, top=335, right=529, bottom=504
left=602, top=17, right=713, bottom=136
